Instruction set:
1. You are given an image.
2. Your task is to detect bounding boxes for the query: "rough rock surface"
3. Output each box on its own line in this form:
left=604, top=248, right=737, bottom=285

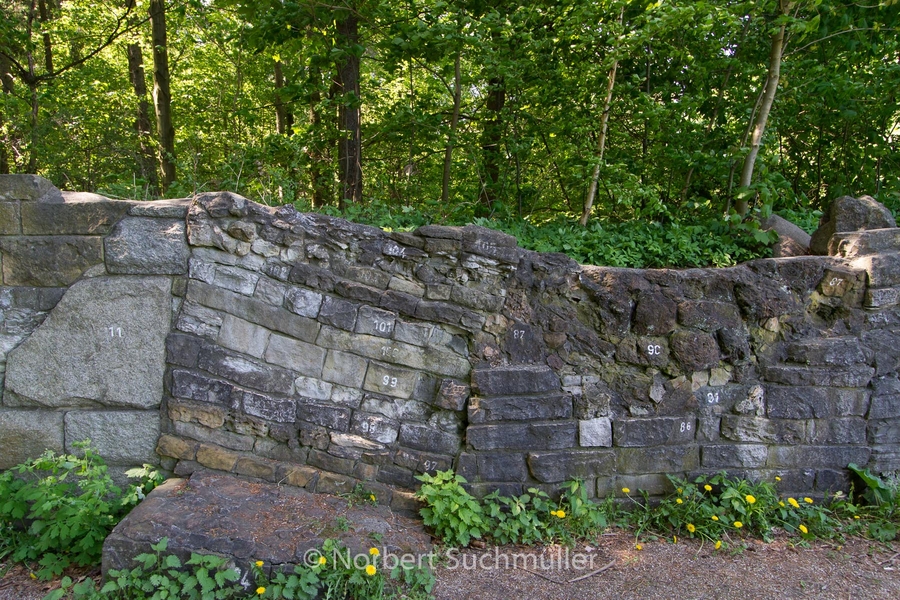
left=810, top=195, right=897, bottom=255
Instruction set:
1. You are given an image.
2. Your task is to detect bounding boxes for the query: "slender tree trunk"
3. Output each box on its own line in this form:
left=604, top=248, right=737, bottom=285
left=149, top=0, right=175, bottom=191
left=479, top=76, right=505, bottom=209
left=441, top=51, right=462, bottom=205
left=0, top=54, right=12, bottom=174
left=307, top=65, right=328, bottom=208
left=581, top=5, right=623, bottom=226
left=127, top=43, right=158, bottom=192
left=736, top=1, right=792, bottom=215
left=336, top=11, right=362, bottom=208
left=274, top=59, right=293, bottom=135
left=37, top=0, right=53, bottom=73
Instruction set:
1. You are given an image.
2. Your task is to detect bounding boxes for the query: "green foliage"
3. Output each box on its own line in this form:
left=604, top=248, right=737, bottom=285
left=0, top=442, right=162, bottom=580
left=846, top=463, right=899, bottom=541
left=414, top=470, right=488, bottom=547
left=483, top=488, right=554, bottom=545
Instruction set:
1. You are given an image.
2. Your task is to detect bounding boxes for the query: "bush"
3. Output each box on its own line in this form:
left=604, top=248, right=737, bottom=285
left=0, top=441, right=162, bottom=580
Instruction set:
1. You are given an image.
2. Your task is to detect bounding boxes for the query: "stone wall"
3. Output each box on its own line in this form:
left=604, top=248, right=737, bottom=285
left=2, top=175, right=898, bottom=508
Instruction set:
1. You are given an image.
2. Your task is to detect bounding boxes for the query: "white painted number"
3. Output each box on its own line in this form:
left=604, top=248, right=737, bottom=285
left=647, top=344, right=661, bottom=356
left=423, top=460, right=437, bottom=472
left=680, top=421, right=692, bottom=433
left=706, top=392, right=720, bottom=404
left=829, top=278, right=842, bottom=287
left=382, top=375, right=398, bottom=388
left=381, top=346, right=400, bottom=359
left=108, top=326, right=123, bottom=338
left=374, top=320, right=391, bottom=333
left=513, top=329, right=525, bottom=340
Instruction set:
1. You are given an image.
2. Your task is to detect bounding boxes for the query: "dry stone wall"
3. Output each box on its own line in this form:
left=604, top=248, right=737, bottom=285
left=1, top=175, right=899, bottom=508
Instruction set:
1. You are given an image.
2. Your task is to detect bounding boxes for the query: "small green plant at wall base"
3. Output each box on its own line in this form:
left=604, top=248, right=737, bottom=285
left=415, top=470, right=488, bottom=547
left=0, top=441, right=162, bottom=580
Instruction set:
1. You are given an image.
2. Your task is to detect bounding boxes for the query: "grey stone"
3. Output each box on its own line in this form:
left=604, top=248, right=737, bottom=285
left=128, top=198, right=191, bottom=218
left=356, top=306, right=396, bottom=338
left=810, top=195, right=896, bottom=255
left=200, top=345, right=295, bottom=395
left=294, top=376, right=333, bottom=401
left=296, top=402, right=351, bottom=431
left=767, top=445, right=870, bottom=469
left=579, top=418, right=612, bottom=447
left=166, top=333, right=203, bottom=368
left=631, top=291, right=677, bottom=336
left=677, top=301, right=741, bottom=332
left=253, top=277, right=288, bottom=308
left=213, top=265, right=259, bottom=296
left=5, top=277, right=170, bottom=408
left=762, top=365, right=874, bottom=388
left=393, top=321, right=433, bottom=347
left=263, top=333, right=327, bottom=378
left=398, top=423, right=460, bottom=455
left=317, top=296, right=359, bottom=330
left=65, top=411, right=160, bottom=465
left=701, top=444, right=767, bottom=468
left=0, top=202, right=20, bottom=235
left=0, top=236, right=103, bottom=286
left=0, top=409, right=64, bottom=469
left=434, top=379, right=469, bottom=411
left=380, top=290, right=421, bottom=317
left=871, top=376, right=900, bottom=418
left=363, top=362, right=419, bottom=399
left=360, top=395, right=430, bottom=422
left=175, top=301, right=223, bottom=339
left=785, top=337, right=870, bottom=367
left=285, top=287, right=323, bottom=318
left=22, top=199, right=132, bottom=235
left=528, top=450, right=615, bottom=483
left=242, top=390, right=297, bottom=423
left=477, top=453, right=529, bottom=482
left=217, top=314, right=270, bottom=359
left=105, top=218, right=189, bottom=275
left=761, top=214, right=811, bottom=257
left=0, top=174, right=64, bottom=202
left=766, top=386, right=869, bottom=419
left=466, top=421, right=577, bottom=451
left=170, top=369, right=238, bottom=408
left=670, top=330, right=720, bottom=371
left=616, top=446, right=700, bottom=474
left=829, top=228, right=900, bottom=258
left=471, top=365, right=560, bottom=396
left=351, top=412, right=399, bottom=444
left=613, top=417, right=697, bottom=447
left=321, top=350, right=369, bottom=388
left=467, top=393, right=571, bottom=423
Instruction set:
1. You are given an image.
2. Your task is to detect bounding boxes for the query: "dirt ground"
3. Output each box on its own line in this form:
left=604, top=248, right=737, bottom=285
left=3, top=530, right=898, bottom=600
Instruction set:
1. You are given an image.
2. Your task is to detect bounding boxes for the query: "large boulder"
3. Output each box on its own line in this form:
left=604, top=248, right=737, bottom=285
left=810, top=195, right=896, bottom=255
left=761, top=214, right=810, bottom=257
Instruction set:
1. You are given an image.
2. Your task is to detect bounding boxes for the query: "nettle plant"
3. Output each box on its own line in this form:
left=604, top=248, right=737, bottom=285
left=0, top=441, right=163, bottom=580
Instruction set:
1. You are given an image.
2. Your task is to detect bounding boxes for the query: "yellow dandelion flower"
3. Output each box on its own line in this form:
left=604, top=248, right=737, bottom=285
left=256, top=587, right=266, bottom=595
left=854, top=515, right=861, bottom=520
left=779, top=501, right=785, bottom=507
left=804, top=497, right=813, bottom=504
left=365, top=564, right=377, bottom=576
left=370, top=494, right=376, bottom=502
left=673, top=535, right=678, bottom=543
left=676, top=498, right=683, bottom=504
left=799, top=524, right=808, bottom=534
left=29, top=573, right=37, bottom=580
left=745, top=494, right=756, bottom=504
left=711, top=515, right=719, bottom=521
left=255, top=560, right=264, bottom=567
left=734, top=521, right=743, bottom=529
left=775, top=476, right=782, bottom=481
left=622, top=487, right=631, bottom=494
left=318, top=556, right=327, bottom=565
left=677, top=488, right=683, bottom=494
left=636, top=543, right=643, bottom=550
left=788, top=497, right=800, bottom=508
left=369, top=547, right=380, bottom=556
left=704, top=484, right=712, bottom=492
left=715, top=540, right=722, bottom=550
left=556, top=510, right=566, bottom=518
left=687, top=523, right=696, bottom=533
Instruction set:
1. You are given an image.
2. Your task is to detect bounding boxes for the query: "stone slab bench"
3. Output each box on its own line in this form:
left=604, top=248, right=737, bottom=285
left=102, top=470, right=433, bottom=585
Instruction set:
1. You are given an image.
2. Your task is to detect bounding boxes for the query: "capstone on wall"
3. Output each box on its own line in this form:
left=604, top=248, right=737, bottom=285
left=1, top=174, right=898, bottom=508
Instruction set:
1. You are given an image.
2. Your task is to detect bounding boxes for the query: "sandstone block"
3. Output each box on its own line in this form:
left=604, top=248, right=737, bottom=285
left=1, top=236, right=103, bottom=286
left=0, top=409, right=64, bottom=469
left=65, top=410, right=160, bottom=465
left=104, top=218, right=188, bottom=275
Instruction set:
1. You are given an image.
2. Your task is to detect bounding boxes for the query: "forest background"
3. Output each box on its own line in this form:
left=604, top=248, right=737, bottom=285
left=1, top=0, right=898, bottom=268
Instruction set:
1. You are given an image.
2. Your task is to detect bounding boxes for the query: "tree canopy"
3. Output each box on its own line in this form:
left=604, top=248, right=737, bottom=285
left=1, top=0, right=898, bottom=236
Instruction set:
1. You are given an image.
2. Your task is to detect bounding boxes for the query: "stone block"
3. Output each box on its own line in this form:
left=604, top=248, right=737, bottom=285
left=360, top=395, right=430, bottom=422
left=528, top=450, right=615, bottom=483
left=200, top=345, right=294, bottom=394
left=363, top=362, right=419, bottom=399
left=677, top=301, right=741, bottom=332
left=212, top=265, right=259, bottom=296
left=476, top=453, right=529, bottom=482
left=170, top=369, right=237, bottom=408
left=762, top=365, right=875, bottom=388
left=670, top=329, right=720, bottom=371
left=296, top=402, right=351, bottom=431
left=380, top=290, right=420, bottom=317
left=307, top=449, right=356, bottom=477
left=767, top=445, right=870, bottom=469
left=65, top=410, right=160, bottom=465
left=317, top=296, right=359, bottom=330
left=450, top=286, right=504, bottom=312
left=172, top=421, right=254, bottom=452
left=766, top=386, right=870, bottom=419
left=186, top=281, right=320, bottom=343
left=294, top=376, right=333, bottom=401
left=613, top=417, right=697, bottom=447
left=579, top=418, right=612, bottom=447
left=350, top=412, right=399, bottom=444
left=156, top=434, right=198, bottom=461
left=616, top=446, right=700, bottom=474
left=865, top=287, right=900, bottom=308
left=468, top=393, right=571, bottom=423
left=388, top=277, right=425, bottom=298
left=217, top=314, right=270, bottom=359
left=254, top=276, right=287, bottom=306
left=398, top=423, right=460, bottom=455
left=0, top=175, right=64, bottom=202
left=0, top=409, right=64, bottom=469
left=434, top=379, right=469, bottom=411
left=104, top=218, right=189, bottom=274
left=870, top=376, right=900, bottom=418
left=5, top=277, right=170, bottom=408
left=241, top=390, right=296, bottom=423
left=263, top=333, right=327, bottom=379
left=701, top=444, right=767, bottom=468
left=466, top=421, right=577, bottom=451
left=285, top=287, right=323, bottom=318
left=785, top=337, right=870, bottom=367
left=808, top=418, right=867, bottom=445
left=830, top=228, right=900, bottom=258
left=0, top=202, right=20, bottom=234
left=471, top=365, right=560, bottom=396
left=870, top=418, right=900, bottom=444
left=356, top=305, right=396, bottom=338
left=166, top=333, right=203, bottom=368
left=195, top=444, right=238, bottom=472
left=168, top=399, right=226, bottom=428
left=632, top=291, right=677, bottom=336
left=854, top=252, right=900, bottom=287
left=128, top=198, right=191, bottom=218
left=321, top=350, right=369, bottom=388
left=1, top=236, right=103, bottom=286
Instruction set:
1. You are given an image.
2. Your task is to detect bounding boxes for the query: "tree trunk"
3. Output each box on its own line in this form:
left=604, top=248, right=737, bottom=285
left=149, top=0, right=175, bottom=192
left=336, top=11, right=362, bottom=208
left=736, top=1, right=792, bottom=215
left=441, top=51, right=462, bottom=205
left=274, top=59, right=293, bottom=135
left=581, top=5, right=623, bottom=226
left=479, top=76, right=505, bottom=209
left=0, top=54, right=12, bottom=174
left=127, top=43, right=158, bottom=193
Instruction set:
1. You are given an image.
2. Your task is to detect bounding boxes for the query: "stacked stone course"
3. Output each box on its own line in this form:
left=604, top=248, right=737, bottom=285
left=1, top=175, right=899, bottom=505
